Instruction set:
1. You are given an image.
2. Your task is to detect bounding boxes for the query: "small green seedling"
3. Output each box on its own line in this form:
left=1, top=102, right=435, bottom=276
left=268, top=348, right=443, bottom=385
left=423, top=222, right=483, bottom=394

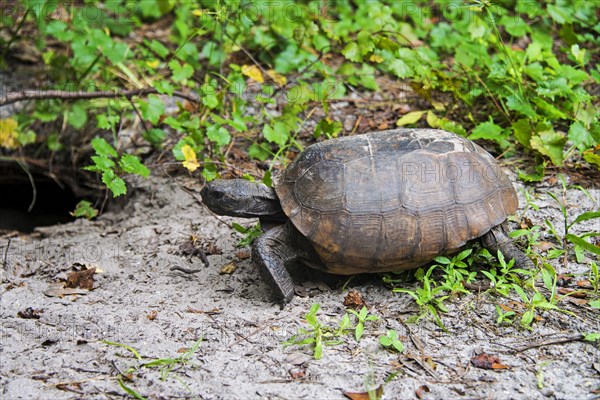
left=511, top=284, right=559, bottom=329
left=283, top=303, right=349, bottom=360
left=481, top=250, right=531, bottom=297
left=102, top=338, right=203, bottom=399
left=434, top=248, right=477, bottom=295
left=232, top=222, right=263, bottom=247
left=545, top=178, right=600, bottom=265
left=379, top=330, right=404, bottom=353
left=495, top=305, right=515, bottom=325
left=394, top=267, right=449, bottom=330
left=70, top=200, right=99, bottom=219
left=347, top=306, right=379, bottom=342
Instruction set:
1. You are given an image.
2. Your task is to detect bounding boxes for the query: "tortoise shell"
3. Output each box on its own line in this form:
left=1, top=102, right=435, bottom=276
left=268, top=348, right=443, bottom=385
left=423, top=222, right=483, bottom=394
left=273, top=129, right=518, bottom=274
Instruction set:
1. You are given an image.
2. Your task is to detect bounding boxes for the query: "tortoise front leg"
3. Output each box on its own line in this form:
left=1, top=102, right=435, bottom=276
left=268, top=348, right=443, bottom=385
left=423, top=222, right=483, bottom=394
left=482, top=224, right=535, bottom=269
left=252, top=221, right=323, bottom=303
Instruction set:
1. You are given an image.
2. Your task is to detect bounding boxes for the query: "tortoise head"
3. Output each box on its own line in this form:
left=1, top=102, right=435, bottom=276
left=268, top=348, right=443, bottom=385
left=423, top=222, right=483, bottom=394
left=200, top=179, right=284, bottom=218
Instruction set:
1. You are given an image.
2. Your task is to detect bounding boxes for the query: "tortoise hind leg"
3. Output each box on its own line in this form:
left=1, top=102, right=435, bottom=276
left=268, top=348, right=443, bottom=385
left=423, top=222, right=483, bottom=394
left=482, top=225, right=535, bottom=269
left=252, top=221, right=323, bottom=304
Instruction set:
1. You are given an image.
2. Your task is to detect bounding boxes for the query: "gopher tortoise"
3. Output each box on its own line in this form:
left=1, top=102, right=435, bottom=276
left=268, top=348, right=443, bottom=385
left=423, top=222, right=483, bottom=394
left=201, top=129, right=533, bottom=303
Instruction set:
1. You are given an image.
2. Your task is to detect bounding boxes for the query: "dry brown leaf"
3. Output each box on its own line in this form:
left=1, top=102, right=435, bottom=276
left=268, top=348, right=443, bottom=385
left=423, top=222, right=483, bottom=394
left=343, top=290, right=365, bottom=309
left=343, top=385, right=383, bottom=400
left=220, top=261, right=237, bottom=274
left=558, top=288, right=588, bottom=298
left=576, top=280, right=593, bottom=289
left=66, top=267, right=96, bottom=290
left=470, top=353, right=509, bottom=370
left=416, top=384, right=431, bottom=399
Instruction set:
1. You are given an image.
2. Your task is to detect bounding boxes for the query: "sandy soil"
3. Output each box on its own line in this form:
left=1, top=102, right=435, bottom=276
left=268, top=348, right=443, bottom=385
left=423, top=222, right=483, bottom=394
left=0, top=170, right=598, bottom=399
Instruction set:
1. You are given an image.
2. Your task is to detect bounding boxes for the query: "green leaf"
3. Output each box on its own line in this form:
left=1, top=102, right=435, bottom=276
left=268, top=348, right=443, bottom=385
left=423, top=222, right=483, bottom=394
left=517, top=162, right=546, bottom=183
left=248, top=142, right=271, bottom=161
left=379, top=336, right=392, bottom=346
left=139, top=95, right=165, bottom=125
left=530, top=130, right=566, bottom=166
left=568, top=122, right=594, bottom=151
left=393, top=341, right=404, bottom=352
left=47, top=133, right=63, bottom=151
left=147, top=39, right=170, bottom=58
left=456, top=249, right=472, bottom=261
left=469, top=121, right=503, bottom=140
left=396, top=111, right=426, bottom=126
left=342, top=42, right=361, bottom=62
left=499, top=15, right=530, bottom=37
left=389, top=59, right=413, bottom=78
left=206, top=125, right=231, bottom=147
left=67, top=103, right=88, bottom=129
left=433, top=256, right=451, bottom=265
left=120, top=154, right=150, bottom=177
left=143, top=128, right=167, bottom=147
left=584, top=332, right=600, bottom=340
left=314, top=118, right=342, bottom=138
left=90, top=155, right=115, bottom=171
left=506, top=95, right=537, bottom=119
left=102, top=169, right=127, bottom=197
left=169, top=60, right=194, bottom=82
left=263, top=122, right=290, bottom=147
left=70, top=200, right=98, bottom=220
left=512, top=119, right=532, bottom=148
left=565, top=234, right=600, bottom=255
left=91, top=137, right=118, bottom=158
left=355, top=323, right=364, bottom=342
left=570, top=211, right=600, bottom=227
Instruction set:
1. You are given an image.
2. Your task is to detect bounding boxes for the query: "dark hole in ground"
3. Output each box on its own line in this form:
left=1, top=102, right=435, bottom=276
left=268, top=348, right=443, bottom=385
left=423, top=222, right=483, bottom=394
left=0, top=180, right=79, bottom=233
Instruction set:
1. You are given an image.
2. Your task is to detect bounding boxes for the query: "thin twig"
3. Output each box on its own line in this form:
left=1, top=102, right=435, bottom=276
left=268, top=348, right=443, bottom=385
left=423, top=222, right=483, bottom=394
left=511, top=333, right=584, bottom=353
left=2, top=238, right=11, bottom=270
left=0, top=88, right=199, bottom=106
left=16, top=159, right=37, bottom=212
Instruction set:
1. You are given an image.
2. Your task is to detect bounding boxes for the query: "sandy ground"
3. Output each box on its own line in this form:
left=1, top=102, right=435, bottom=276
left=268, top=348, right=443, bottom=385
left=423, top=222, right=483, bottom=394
left=0, top=170, right=598, bottom=399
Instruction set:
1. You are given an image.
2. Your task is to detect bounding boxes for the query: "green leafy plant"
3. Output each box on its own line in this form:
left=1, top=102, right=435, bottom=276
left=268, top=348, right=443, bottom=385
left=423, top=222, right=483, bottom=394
left=378, top=330, right=404, bottom=353
left=102, top=338, right=203, bottom=399
left=84, top=137, right=150, bottom=197
left=545, top=177, right=600, bottom=265
left=434, top=249, right=477, bottom=295
left=394, top=267, right=449, bottom=330
left=232, top=222, right=263, bottom=247
left=511, top=284, right=559, bottom=329
left=481, top=250, right=532, bottom=296
left=346, top=306, right=379, bottom=342
left=283, top=304, right=350, bottom=360
left=70, top=200, right=99, bottom=220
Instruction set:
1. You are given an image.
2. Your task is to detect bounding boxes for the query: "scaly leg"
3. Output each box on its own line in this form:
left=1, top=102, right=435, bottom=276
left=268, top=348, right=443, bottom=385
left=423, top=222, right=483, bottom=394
left=482, top=224, right=535, bottom=269
left=252, top=221, right=324, bottom=303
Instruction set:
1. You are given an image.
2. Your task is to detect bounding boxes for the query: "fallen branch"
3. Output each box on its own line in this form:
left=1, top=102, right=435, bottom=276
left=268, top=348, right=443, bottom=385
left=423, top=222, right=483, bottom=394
left=0, top=88, right=199, bottom=106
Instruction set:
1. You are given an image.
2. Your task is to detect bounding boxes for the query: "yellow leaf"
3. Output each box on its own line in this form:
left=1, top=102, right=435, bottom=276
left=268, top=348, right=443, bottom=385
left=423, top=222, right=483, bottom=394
left=146, top=60, right=160, bottom=69
left=369, top=54, right=384, bottom=63
left=0, top=118, right=19, bottom=149
left=192, top=9, right=204, bottom=16
left=241, top=64, right=264, bottom=83
left=266, top=69, right=287, bottom=86
left=396, top=111, right=427, bottom=126
left=181, top=144, right=199, bottom=172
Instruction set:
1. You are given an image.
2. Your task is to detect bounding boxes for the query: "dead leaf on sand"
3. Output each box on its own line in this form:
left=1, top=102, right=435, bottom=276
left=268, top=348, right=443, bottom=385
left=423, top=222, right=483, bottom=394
left=220, top=261, right=237, bottom=274
left=66, top=267, right=96, bottom=290
left=470, top=353, right=509, bottom=370
left=343, top=290, right=365, bottom=309
left=343, top=385, right=383, bottom=400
